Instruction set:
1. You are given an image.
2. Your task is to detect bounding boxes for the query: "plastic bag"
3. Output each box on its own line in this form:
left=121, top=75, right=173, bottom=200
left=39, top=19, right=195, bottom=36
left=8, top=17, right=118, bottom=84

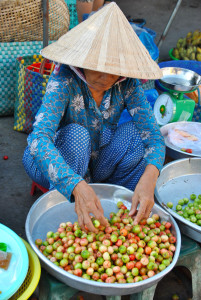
left=130, top=23, right=159, bottom=61
left=167, top=124, right=201, bottom=152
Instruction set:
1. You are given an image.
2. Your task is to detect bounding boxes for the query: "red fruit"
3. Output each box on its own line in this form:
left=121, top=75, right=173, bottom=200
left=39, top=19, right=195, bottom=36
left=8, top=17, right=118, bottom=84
left=3, top=155, right=8, bottom=160
left=186, top=148, right=192, bottom=153
left=165, top=222, right=172, bottom=229
left=135, top=236, right=140, bottom=242
left=127, top=233, right=134, bottom=239
left=74, top=269, right=82, bottom=277
left=116, top=239, right=123, bottom=247
left=120, top=228, right=128, bottom=237
left=126, top=262, right=135, bottom=270
left=101, top=273, right=108, bottom=281
left=135, top=261, right=142, bottom=270
left=139, top=219, right=147, bottom=225
left=120, top=205, right=127, bottom=210
left=155, top=222, right=161, bottom=228
left=169, top=236, right=176, bottom=244
left=129, top=254, right=135, bottom=261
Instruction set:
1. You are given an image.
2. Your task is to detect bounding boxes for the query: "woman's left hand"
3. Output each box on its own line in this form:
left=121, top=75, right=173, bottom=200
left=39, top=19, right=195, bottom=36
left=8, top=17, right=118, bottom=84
left=129, top=164, right=159, bottom=224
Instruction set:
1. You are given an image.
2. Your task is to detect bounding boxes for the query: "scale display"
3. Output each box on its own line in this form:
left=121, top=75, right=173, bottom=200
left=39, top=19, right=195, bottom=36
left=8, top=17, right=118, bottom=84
left=154, top=93, right=175, bottom=126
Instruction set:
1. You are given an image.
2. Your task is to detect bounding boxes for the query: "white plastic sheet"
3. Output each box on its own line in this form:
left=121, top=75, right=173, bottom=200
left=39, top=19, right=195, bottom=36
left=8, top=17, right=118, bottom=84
left=167, top=123, right=201, bottom=152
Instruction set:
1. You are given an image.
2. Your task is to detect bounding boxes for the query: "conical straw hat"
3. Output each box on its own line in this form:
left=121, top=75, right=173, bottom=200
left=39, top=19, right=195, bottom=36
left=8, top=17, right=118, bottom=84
left=41, top=2, right=162, bottom=79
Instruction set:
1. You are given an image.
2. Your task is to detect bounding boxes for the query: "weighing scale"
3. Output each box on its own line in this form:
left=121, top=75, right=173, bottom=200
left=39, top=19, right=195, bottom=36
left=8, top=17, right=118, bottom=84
left=154, top=67, right=201, bottom=126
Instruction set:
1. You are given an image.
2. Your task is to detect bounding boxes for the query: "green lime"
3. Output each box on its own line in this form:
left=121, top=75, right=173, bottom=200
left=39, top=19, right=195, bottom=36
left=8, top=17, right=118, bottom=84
left=167, top=202, right=173, bottom=209
left=190, top=194, right=197, bottom=200
left=183, top=212, right=189, bottom=219
left=187, top=209, right=194, bottom=216
left=190, top=215, right=197, bottom=223
left=197, top=220, right=201, bottom=226
left=176, top=205, right=182, bottom=211
left=178, top=199, right=184, bottom=206
left=183, top=198, right=189, bottom=204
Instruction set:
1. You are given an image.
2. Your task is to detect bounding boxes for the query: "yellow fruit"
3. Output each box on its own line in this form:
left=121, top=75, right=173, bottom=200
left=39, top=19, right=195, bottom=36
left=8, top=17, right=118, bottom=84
left=192, top=38, right=201, bottom=46
left=192, top=30, right=200, bottom=39
left=197, top=47, right=201, bottom=54
left=196, top=53, right=201, bottom=61
left=186, top=32, right=192, bottom=38
left=189, top=52, right=196, bottom=60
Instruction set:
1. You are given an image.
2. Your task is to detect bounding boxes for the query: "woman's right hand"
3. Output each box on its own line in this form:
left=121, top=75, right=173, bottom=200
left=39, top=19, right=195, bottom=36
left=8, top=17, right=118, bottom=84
left=72, top=181, right=109, bottom=233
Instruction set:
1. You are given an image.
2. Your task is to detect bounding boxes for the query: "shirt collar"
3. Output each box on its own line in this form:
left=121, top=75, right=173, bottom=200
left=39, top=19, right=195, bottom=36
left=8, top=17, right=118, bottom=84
left=69, top=65, right=127, bottom=86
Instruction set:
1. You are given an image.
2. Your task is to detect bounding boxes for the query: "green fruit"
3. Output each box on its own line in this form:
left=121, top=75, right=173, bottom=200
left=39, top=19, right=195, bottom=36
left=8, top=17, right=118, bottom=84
left=176, top=205, right=182, bottom=211
left=190, top=194, right=197, bottom=200
left=178, top=199, right=184, bottom=206
left=167, top=202, right=173, bottom=209
left=183, top=198, right=189, bottom=204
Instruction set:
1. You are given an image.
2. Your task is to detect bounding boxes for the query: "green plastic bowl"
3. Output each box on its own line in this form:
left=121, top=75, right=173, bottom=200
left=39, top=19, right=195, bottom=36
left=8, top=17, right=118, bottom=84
left=169, top=48, right=179, bottom=60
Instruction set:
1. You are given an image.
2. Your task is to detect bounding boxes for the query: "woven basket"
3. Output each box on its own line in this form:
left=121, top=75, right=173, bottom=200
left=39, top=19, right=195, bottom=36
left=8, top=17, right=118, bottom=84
left=14, top=55, right=53, bottom=133
left=0, top=0, right=70, bottom=42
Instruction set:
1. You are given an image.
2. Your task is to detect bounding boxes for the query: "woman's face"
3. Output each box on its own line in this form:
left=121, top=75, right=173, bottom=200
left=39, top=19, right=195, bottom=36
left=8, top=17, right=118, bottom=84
left=84, top=69, right=120, bottom=92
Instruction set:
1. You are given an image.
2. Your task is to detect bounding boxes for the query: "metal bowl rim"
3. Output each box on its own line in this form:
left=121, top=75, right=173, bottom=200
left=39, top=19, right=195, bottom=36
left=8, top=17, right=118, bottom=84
left=25, top=185, right=181, bottom=291
left=155, top=157, right=201, bottom=233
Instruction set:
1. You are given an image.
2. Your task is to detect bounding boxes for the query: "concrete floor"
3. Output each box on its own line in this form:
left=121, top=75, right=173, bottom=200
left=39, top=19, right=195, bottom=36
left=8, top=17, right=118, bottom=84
left=0, top=0, right=200, bottom=298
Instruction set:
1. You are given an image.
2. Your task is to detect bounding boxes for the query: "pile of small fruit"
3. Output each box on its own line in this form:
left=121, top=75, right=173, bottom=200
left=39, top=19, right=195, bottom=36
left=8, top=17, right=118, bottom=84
left=167, top=193, right=201, bottom=226
left=35, top=202, right=177, bottom=284
left=172, top=30, right=201, bottom=61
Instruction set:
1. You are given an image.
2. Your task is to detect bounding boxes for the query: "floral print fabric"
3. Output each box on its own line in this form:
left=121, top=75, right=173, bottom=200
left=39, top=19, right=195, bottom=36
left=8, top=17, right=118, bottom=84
left=27, top=65, right=165, bottom=200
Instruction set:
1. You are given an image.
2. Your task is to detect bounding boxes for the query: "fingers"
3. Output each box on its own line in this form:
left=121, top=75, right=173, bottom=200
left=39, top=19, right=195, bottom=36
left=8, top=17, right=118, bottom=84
left=83, top=213, right=98, bottom=233
left=94, top=199, right=109, bottom=227
left=129, top=195, right=139, bottom=217
left=144, top=206, right=152, bottom=220
left=133, top=204, right=146, bottom=225
left=77, top=208, right=86, bottom=232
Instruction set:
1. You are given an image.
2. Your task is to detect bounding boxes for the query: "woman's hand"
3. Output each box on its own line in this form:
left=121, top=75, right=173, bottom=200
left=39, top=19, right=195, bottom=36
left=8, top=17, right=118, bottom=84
left=129, top=164, right=159, bottom=224
left=72, top=180, right=109, bottom=233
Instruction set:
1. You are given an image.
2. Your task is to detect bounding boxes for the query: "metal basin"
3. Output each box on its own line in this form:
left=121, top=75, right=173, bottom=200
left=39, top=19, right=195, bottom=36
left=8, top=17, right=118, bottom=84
left=160, top=121, right=201, bottom=160
left=26, top=183, right=181, bottom=296
left=155, top=158, right=201, bottom=243
left=159, top=67, right=201, bottom=92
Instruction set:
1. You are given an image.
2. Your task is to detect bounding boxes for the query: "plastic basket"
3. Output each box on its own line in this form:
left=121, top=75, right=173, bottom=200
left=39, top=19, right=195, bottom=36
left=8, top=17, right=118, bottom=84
left=10, top=239, right=41, bottom=300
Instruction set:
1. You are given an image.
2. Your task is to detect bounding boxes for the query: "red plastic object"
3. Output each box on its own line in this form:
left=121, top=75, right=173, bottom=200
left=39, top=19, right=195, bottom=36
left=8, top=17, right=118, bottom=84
left=27, top=62, right=54, bottom=75
left=30, top=181, right=49, bottom=195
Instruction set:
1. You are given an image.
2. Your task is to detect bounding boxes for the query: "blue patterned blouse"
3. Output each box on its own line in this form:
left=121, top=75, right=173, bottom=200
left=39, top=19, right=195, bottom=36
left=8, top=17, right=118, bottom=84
left=28, top=65, right=165, bottom=200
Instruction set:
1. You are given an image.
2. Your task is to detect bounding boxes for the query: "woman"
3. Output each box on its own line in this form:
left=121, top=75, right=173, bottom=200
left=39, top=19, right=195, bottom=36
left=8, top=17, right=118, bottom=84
left=23, top=3, right=165, bottom=233
left=76, top=0, right=112, bottom=23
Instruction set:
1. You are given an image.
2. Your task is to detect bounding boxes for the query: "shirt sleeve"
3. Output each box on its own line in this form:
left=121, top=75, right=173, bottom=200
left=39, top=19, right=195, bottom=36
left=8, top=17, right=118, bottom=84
left=123, top=78, right=165, bottom=171
left=27, top=70, right=83, bottom=201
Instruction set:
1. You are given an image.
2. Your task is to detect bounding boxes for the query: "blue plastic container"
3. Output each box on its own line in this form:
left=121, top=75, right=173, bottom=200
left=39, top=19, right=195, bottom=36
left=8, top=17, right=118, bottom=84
left=118, top=89, right=159, bottom=125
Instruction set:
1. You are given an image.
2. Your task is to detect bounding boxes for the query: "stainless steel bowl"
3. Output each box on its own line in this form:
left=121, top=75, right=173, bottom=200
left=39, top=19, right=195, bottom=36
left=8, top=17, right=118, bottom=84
left=159, top=67, right=201, bottom=92
left=155, top=158, right=201, bottom=243
left=26, top=184, right=181, bottom=296
left=160, top=121, right=201, bottom=160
